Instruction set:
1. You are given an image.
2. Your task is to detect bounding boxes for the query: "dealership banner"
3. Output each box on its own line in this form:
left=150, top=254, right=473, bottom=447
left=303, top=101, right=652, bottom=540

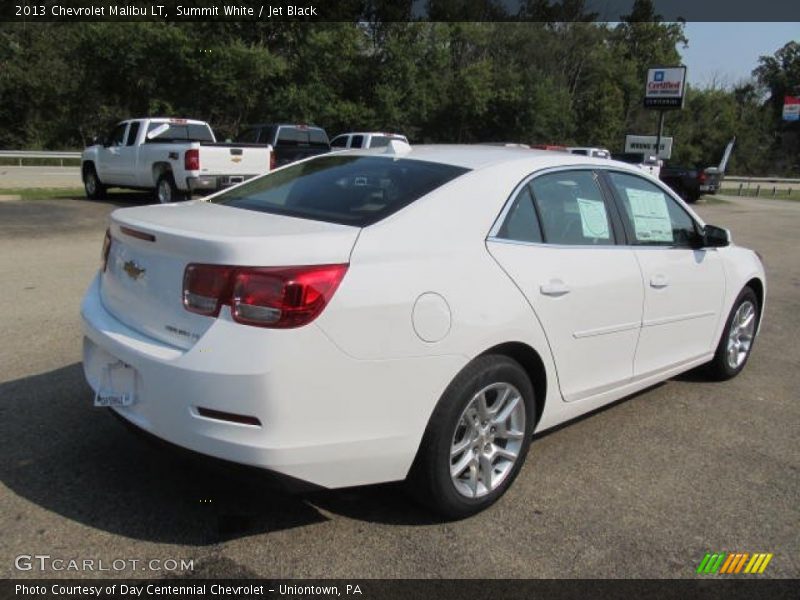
left=644, top=67, right=687, bottom=110
left=4, top=579, right=800, bottom=599
left=3, top=0, right=800, bottom=22
left=783, top=96, right=800, bottom=122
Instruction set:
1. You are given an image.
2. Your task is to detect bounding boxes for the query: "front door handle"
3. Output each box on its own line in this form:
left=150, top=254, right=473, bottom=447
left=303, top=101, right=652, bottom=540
left=650, top=274, right=669, bottom=289
left=540, top=279, right=571, bottom=297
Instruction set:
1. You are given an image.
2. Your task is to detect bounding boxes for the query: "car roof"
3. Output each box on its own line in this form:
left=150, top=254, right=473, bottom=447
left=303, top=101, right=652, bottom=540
left=247, top=123, right=326, bottom=130
left=344, top=144, right=632, bottom=172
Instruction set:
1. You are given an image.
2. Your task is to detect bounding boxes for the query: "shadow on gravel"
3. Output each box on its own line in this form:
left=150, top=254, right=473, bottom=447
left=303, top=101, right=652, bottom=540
left=0, top=364, right=440, bottom=545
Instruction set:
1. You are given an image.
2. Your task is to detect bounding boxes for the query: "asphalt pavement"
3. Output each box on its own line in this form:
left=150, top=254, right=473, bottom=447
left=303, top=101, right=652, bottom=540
left=0, top=192, right=797, bottom=579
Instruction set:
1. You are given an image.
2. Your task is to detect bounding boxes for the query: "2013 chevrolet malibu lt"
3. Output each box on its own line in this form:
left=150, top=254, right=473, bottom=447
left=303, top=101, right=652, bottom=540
left=81, top=144, right=766, bottom=518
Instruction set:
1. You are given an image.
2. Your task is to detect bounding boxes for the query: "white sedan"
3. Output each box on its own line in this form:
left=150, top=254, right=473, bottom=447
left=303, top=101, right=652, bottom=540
left=81, top=144, right=765, bottom=518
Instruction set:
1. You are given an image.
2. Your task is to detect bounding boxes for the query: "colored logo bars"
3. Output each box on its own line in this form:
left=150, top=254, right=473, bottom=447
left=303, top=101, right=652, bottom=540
left=697, top=552, right=773, bottom=574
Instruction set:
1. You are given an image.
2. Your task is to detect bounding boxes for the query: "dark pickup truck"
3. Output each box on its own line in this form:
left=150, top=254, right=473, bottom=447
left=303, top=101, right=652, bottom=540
left=660, top=165, right=722, bottom=204
left=234, top=123, right=330, bottom=168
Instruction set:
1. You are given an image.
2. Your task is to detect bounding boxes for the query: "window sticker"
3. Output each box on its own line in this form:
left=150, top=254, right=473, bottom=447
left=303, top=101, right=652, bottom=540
left=577, top=197, right=610, bottom=239
left=625, top=188, right=673, bottom=242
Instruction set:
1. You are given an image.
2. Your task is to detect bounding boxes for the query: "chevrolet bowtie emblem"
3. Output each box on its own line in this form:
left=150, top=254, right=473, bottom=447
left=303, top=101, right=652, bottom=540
left=123, top=260, right=146, bottom=280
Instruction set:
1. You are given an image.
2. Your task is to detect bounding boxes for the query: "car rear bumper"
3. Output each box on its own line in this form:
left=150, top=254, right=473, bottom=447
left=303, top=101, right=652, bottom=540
left=186, top=174, right=258, bottom=193
left=80, top=274, right=459, bottom=488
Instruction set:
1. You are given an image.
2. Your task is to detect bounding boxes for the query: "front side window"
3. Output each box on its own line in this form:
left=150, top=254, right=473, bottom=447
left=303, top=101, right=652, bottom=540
left=607, top=171, right=699, bottom=247
left=210, top=155, right=470, bottom=227
left=529, top=170, right=614, bottom=245
left=350, top=135, right=364, bottom=149
left=330, top=135, right=348, bottom=148
left=108, top=123, right=127, bottom=146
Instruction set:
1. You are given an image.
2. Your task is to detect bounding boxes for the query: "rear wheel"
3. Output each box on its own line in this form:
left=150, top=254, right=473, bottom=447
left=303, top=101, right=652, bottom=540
left=706, top=287, right=759, bottom=380
left=407, top=355, right=536, bottom=519
left=83, top=165, right=106, bottom=200
left=156, top=173, right=185, bottom=204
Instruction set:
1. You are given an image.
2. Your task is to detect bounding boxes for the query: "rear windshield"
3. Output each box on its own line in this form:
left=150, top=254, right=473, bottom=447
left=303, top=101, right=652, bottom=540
left=210, top=155, right=470, bottom=227
left=145, top=122, right=214, bottom=143
left=276, top=126, right=329, bottom=147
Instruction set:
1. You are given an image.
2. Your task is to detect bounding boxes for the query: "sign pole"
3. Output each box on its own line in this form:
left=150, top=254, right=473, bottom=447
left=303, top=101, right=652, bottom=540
left=655, top=110, right=665, bottom=161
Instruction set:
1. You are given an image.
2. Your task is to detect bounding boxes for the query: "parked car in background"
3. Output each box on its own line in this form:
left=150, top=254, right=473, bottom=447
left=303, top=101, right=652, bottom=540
left=568, top=147, right=611, bottom=159
left=531, top=144, right=569, bottom=152
left=82, top=118, right=273, bottom=203
left=82, top=145, right=765, bottom=518
left=659, top=164, right=710, bottom=203
left=611, top=152, right=662, bottom=178
left=234, top=123, right=330, bottom=168
left=331, top=132, right=409, bottom=150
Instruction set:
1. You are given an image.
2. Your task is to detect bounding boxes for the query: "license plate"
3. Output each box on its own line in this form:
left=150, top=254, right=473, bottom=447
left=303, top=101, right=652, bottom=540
left=94, top=360, right=137, bottom=407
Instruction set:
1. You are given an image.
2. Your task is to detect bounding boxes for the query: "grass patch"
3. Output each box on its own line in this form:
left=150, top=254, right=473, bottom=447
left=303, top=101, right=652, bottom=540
left=0, top=157, right=81, bottom=168
left=0, top=188, right=152, bottom=202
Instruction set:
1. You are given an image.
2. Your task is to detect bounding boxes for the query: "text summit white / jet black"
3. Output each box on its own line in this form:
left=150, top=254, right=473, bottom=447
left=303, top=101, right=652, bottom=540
left=82, top=142, right=765, bottom=518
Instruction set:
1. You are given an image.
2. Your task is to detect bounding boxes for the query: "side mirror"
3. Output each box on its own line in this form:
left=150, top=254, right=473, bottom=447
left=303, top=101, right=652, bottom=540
left=702, top=224, right=730, bottom=248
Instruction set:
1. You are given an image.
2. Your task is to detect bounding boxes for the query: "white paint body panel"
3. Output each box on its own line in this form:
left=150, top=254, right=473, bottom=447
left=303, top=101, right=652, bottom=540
left=81, top=145, right=766, bottom=489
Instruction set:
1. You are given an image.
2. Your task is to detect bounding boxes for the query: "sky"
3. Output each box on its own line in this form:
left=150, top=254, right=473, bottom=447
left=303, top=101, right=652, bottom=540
left=680, top=23, right=800, bottom=88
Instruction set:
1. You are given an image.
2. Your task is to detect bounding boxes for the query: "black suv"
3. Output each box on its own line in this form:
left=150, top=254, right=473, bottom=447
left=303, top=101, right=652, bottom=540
left=235, top=124, right=330, bottom=168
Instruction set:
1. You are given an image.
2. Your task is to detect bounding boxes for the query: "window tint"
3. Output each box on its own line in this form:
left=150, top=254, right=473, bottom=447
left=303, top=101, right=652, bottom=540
left=496, top=184, right=542, bottom=243
left=350, top=135, right=364, bottom=149
left=126, top=121, right=140, bottom=146
left=210, top=155, right=469, bottom=227
left=529, top=171, right=614, bottom=245
left=275, top=127, right=329, bottom=148
left=309, top=128, right=329, bottom=145
left=330, top=135, right=348, bottom=148
left=570, top=149, right=589, bottom=156
left=108, top=123, right=127, bottom=146
left=607, top=172, right=698, bottom=247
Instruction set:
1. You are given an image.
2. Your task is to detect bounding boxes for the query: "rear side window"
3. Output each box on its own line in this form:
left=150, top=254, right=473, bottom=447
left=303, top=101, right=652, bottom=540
left=126, top=121, right=140, bottom=146
left=529, top=171, right=614, bottom=245
left=496, top=184, right=542, bottom=243
left=211, top=155, right=469, bottom=227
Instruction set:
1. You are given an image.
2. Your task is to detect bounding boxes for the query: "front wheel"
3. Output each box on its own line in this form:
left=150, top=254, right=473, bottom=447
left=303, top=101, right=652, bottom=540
left=407, top=355, right=536, bottom=519
left=705, top=287, right=760, bottom=380
left=155, top=173, right=185, bottom=204
left=83, top=166, right=106, bottom=200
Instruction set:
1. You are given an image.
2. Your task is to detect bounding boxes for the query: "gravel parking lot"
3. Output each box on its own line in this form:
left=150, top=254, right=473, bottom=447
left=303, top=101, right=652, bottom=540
left=0, top=192, right=797, bottom=579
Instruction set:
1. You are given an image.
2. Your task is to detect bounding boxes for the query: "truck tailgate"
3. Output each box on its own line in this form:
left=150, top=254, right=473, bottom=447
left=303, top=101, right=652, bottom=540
left=198, top=144, right=271, bottom=176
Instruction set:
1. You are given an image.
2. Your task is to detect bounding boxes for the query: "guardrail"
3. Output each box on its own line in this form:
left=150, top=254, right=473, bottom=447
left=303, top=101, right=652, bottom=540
left=721, top=176, right=798, bottom=198
left=0, top=150, right=82, bottom=167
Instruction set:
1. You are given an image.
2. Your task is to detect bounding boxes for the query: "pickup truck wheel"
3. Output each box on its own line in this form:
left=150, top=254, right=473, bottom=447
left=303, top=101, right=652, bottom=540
left=156, top=173, right=184, bottom=204
left=406, top=355, right=536, bottom=519
left=83, top=166, right=106, bottom=200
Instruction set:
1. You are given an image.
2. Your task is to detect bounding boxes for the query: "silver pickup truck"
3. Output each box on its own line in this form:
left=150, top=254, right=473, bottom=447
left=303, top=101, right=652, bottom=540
left=81, top=118, right=273, bottom=203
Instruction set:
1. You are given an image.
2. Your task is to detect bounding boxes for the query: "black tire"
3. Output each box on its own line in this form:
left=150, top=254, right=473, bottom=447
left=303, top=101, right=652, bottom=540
left=83, top=164, right=106, bottom=200
left=155, top=172, right=185, bottom=204
left=406, top=355, right=536, bottom=519
left=705, top=287, right=760, bottom=381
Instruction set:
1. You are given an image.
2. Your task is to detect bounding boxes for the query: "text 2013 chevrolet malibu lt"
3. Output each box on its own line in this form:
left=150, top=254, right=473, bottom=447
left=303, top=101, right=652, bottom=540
left=82, top=144, right=765, bottom=518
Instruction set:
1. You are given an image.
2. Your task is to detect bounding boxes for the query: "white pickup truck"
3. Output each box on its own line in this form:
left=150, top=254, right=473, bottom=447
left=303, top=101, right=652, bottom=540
left=81, top=118, right=273, bottom=203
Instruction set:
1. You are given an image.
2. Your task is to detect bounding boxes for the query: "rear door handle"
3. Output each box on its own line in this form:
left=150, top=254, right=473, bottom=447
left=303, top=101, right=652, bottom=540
left=650, top=274, right=669, bottom=289
left=540, top=279, right=571, bottom=297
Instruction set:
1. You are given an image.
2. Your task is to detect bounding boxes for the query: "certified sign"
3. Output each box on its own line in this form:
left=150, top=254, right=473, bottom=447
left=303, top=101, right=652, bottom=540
left=644, top=66, right=687, bottom=109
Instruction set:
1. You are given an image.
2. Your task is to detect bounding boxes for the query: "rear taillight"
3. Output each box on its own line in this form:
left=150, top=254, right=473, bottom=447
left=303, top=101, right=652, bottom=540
left=183, top=264, right=234, bottom=317
left=101, top=229, right=112, bottom=271
left=269, top=151, right=276, bottom=171
left=182, top=264, right=347, bottom=328
left=698, top=171, right=707, bottom=183
left=184, top=148, right=200, bottom=171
